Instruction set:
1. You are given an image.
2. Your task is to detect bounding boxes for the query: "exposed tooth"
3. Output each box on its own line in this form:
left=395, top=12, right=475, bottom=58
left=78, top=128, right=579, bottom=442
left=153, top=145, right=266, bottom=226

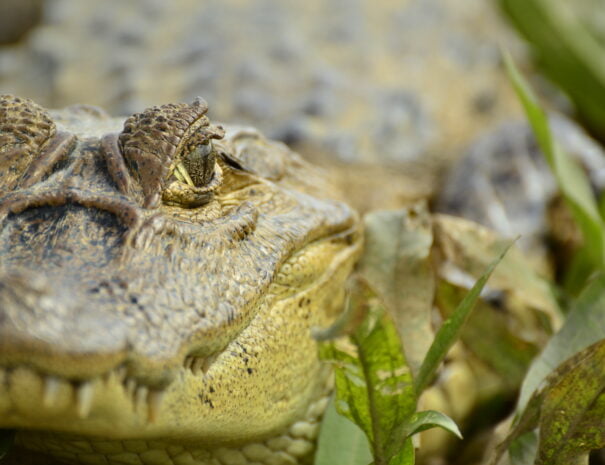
left=135, top=386, right=148, bottom=407
left=76, top=381, right=95, bottom=418
left=192, top=357, right=206, bottom=374
left=43, top=376, right=61, bottom=407
left=202, top=353, right=218, bottom=374
left=147, top=390, right=164, bottom=423
left=184, top=356, right=194, bottom=370
left=175, top=161, right=195, bottom=186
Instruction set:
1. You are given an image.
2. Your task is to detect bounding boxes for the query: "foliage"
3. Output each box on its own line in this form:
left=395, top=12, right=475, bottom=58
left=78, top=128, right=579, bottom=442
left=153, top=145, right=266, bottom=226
left=316, top=210, right=512, bottom=464
left=356, top=206, right=435, bottom=376
left=505, top=50, right=605, bottom=289
left=317, top=279, right=462, bottom=465
left=499, top=0, right=605, bottom=139
left=492, top=339, right=605, bottom=465
left=414, top=242, right=513, bottom=394
left=319, top=286, right=417, bottom=465
left=315, top=400, right=373, bottom=465
left=489, top=53, right=605, bottom=465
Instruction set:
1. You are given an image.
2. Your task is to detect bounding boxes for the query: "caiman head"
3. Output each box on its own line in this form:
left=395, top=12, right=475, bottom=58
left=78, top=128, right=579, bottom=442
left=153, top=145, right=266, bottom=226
left=0, top=95, right=362, bottom=461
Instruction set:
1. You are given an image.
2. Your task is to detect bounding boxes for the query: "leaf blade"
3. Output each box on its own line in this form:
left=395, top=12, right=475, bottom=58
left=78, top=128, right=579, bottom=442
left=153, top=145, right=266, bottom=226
left=400, top=410, right=462, bottom=440
left=414, top=241, right=513, bottom=394
left=503, top=51, right=605, bottom=269
left=321, top=281, right=417, bottom=465
left=357, top=206, right=435, bottom=376
left=499, top=0, right=605, bottom=137
left=516, top=274, right=605, bottom=413
left=315, top=399, right=373, bottom=465
left=537, top=340, right=605, bottom=464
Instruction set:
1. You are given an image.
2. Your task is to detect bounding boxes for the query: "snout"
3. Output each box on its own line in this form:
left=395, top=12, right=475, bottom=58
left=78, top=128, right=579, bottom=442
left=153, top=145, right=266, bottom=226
left=0, top=268, right=129, bottom=379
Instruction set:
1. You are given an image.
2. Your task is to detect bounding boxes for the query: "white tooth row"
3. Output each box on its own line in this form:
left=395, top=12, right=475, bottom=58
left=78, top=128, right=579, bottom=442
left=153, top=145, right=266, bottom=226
left=0, top=366, right=165, bottom=422
left=183, top=354, right=215, bottom=375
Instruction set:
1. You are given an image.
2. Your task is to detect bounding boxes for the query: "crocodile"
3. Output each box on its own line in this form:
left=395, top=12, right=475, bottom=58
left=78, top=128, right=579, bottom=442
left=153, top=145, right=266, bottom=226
left=0, top=94, right=363, bottom=465
left=0, top=3, right=601, bottom=464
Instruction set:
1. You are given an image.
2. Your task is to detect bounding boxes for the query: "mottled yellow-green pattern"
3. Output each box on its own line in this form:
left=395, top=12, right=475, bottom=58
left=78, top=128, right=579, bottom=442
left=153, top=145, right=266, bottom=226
left=0, top=96, right=362, bottom=464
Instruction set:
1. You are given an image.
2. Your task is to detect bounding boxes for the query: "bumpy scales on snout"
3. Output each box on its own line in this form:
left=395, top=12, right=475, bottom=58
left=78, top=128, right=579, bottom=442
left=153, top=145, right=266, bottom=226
left=0, top=95, right=362, bottom=465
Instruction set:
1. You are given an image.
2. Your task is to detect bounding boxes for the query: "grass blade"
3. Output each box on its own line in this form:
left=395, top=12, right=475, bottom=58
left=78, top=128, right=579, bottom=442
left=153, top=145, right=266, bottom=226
left=499, top=0, right=605, bottom=137
left=504, top=51, right=605, bottom=270
left=414, top=242, right=513, bottom=394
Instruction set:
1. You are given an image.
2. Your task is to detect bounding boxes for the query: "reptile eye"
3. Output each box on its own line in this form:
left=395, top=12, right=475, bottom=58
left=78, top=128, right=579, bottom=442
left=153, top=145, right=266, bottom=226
left=162, top=138, right=223, bottom=208
left=118, top=98, right=224, bottom=208
left=183, top=141, right=215, bottom=186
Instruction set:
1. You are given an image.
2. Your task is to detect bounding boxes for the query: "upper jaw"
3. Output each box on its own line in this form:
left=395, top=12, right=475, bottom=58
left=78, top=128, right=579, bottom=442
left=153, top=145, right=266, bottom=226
left=0, top=182, right=358, bottom=377
left=0, top=222, right=362, bottom=439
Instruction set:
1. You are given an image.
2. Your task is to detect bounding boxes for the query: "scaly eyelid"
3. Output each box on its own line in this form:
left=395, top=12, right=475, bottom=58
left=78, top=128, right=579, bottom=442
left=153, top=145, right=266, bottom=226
left=116, top=98, right=224, bottom=209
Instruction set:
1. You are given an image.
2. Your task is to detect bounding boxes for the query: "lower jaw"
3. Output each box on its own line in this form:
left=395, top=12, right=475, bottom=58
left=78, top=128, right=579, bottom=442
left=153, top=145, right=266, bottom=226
left=12, top=368, right=333, bottom=465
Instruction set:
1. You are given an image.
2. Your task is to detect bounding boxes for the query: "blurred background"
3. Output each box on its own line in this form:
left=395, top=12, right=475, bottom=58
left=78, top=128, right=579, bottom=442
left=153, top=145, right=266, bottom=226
left=2, top=0, right=604, bottom=222
left=0, top=0, right=527, bottom=211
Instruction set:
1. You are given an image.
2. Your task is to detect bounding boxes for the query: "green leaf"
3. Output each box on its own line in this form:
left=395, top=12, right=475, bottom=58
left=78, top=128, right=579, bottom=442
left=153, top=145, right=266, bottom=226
left=320, top=283, right=417, bottom=465
left=492, top=275, right=605, bottom=463
left=599, top=190, right=605, bottom=220
left=315, top=399, right=373, bottom=465
left=493, top=335, right=605, bottom=464
left=536, top=340, right=605, bottom=464
left=517, top=274, right=605, bottom=413
left=504, top=51, right=605, bottom=270
left=499, top=0, right=605, bottom=138
left=414, top=241, right=513, bottom=394
left=399, top=410, right=462, bottom=440
left=436, top=281, right=540, bottom=390
left=386, top=438, right=414, bottom=465
left=357, top=205, right=435, bottom=376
